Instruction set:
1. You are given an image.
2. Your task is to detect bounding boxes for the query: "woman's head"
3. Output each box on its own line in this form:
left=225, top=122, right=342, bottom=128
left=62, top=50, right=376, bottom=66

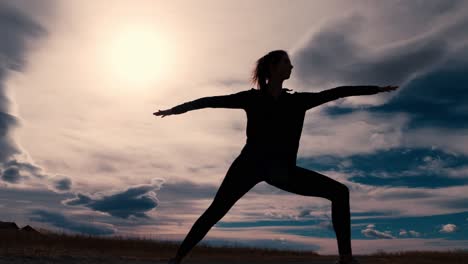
left=251, top=50, right=293, bottom=91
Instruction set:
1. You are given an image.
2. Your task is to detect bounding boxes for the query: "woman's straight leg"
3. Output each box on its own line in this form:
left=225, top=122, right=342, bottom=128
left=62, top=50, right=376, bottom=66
left=174, top=156, right=261, bottom=260
left=266, top=165, right=352, bottom=257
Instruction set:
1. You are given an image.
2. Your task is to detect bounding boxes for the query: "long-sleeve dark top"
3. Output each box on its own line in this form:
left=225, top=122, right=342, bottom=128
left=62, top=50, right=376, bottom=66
left=171, top=86, right=380, bottom=166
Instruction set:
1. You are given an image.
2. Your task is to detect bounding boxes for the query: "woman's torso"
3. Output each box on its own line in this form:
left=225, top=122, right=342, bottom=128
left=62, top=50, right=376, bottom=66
left=242, top=88, right=307, bottom=165
left=235, top=88, right=308, bottom=184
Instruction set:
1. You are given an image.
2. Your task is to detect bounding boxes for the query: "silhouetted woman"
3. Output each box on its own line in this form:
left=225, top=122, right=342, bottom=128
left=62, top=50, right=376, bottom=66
left=153, top=50, right=398, bottom=264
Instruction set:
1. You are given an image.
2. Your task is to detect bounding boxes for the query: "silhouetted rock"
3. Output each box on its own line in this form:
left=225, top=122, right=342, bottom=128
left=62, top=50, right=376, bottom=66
left=21, top=225, right=40, bottom=234
left=0, top=221, right=19, bottom=230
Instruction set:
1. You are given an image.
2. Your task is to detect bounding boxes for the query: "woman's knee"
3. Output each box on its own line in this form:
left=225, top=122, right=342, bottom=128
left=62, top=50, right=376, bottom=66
left=325, top=183, right=349, bottom=203
left=334, top=183, right=349, bottom=201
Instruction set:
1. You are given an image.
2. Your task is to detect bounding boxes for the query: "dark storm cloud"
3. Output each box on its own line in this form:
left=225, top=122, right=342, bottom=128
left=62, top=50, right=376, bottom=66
left=3, top=159, right=45, bottom=177
left=293, top=5, right=468, bottom=133
left=0, top=157, right=74, bottom=192
left=64, top=179, right=165, bottom=219
left=0, top=3, right=74, bottom=193
left=0, top=2, right=46, bottom=152
left=291, top=0, right=468, bottom=91
left=0, top=186, right=73, bottom=204
left=0, top=2, right=45, bottom=74
left=370, top=56, right=468, bottom=130
left=64, top=193, right=93, bottom=206
left=0, top=2, right=44, bottom=171
left=1, top=166, right=27, bottom=183
left=0, top=159, right=47, bottom=184
left=63, top=178, right=287, bottom=219
left=89, top=185, right=159, bottom=219
left=30, top=209, right=116, bottom=235
left=52, top=176, right=72, bottom=191
left=291, top=14, right=449, bottom=88
left=0, top=112, right=20, bottom=162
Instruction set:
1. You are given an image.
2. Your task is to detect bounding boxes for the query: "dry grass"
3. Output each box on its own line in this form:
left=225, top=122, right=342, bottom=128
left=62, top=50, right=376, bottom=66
left=1, top=229, right=467, bottom=263
left=0, top=229, right=318, bottom=260
left=365, top=249, right=468, bottom=264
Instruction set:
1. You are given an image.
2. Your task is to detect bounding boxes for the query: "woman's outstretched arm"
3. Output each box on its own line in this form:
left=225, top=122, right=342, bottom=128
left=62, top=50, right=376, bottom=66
left=153, top=89, right=252, bottom=118
left=298, top=85, right=398, bottom=110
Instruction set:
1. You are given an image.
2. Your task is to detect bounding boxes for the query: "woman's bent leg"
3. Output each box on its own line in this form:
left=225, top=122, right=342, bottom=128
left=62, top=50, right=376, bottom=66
left=174, top=157, right=261, bottom=261
left=266, top=166, right=352, bottom=257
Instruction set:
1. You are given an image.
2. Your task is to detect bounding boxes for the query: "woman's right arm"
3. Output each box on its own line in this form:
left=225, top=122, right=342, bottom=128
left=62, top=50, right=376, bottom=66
left=153, top=89, right=252, bottom=117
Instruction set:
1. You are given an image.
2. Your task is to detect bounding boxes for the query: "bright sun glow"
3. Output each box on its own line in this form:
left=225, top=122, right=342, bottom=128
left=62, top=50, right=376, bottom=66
left=105, top=26, right=171, bottom=88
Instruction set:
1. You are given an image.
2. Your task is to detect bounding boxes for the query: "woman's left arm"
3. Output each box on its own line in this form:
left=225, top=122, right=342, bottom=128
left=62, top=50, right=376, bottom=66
left=299, top=85, right=398, bottom=110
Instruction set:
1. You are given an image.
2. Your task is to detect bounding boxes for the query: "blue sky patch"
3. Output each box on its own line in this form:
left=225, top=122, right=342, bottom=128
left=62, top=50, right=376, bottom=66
left=217, top=211, right=468, bottom=241
left=298, top=147, right=468, bottom=188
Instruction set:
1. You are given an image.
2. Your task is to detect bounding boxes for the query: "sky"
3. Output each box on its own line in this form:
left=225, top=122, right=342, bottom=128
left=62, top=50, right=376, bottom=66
left=1, top=0, right=468, bottom=255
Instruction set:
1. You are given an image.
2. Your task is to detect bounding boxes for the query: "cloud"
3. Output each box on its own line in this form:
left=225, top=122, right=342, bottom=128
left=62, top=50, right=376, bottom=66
left=64, top=193, right=92, bottom=206
left=292, top=1, right=468, bottom=91
left=0, top=156, right=74, bottom=195
left=0, top=2, right=45, bottom=73
left=361, top=224, right=395, bottom=239
left=2, top=159, right=46, bottom=178
left=0, top=159, right=48, bottom=183
left=439, top=223, right=457, bottom=233
left=375, top=189, right=433, bottom=200
left=372, top=57, right=468, bottom=130
left=297, top=111, right=409, bottom=157
left=264, top=210, right=299, bottom=221
left=63, top=178, right=164, bottom=219
left=300, top=147, right=468, bottom=188
left=0, top=2, right=45, bottom=163
left=435, top=198, right=468, bottom=210
left=290, top=3, right=468, bottom=160
left=392, top=0, right=463, bottom=18
left=52, top=176, right=72, bottom=191
left=156, top=179, right=218, bottom=201
left=291, top=13, right=451, bottom=89
left=351, top=210, right=394, bottom=218
left=398, top=229, right=420, bottom=237
left=0, top=113, right=20, bottom=162
left=3, top=1, right=468, bottom=254
left=30, top=209, right=115, bottom=235
left=0, top=2, right=73, bottom=193
left=1, top=166, right=28, bottom=183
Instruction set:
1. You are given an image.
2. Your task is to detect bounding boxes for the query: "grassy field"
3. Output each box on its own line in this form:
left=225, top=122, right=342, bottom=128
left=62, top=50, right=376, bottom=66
left=1, top=229, right=467, bottom=263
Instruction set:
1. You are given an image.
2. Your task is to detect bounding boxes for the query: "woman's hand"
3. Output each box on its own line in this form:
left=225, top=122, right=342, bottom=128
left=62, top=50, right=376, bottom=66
left=153, top=108, right=174, bottom=118
left=378, top=85, right=399, bottom=92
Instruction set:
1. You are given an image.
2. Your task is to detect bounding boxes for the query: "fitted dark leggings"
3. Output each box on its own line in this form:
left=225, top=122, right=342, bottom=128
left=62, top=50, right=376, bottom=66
left=174, top=153, right=352, bottom=259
